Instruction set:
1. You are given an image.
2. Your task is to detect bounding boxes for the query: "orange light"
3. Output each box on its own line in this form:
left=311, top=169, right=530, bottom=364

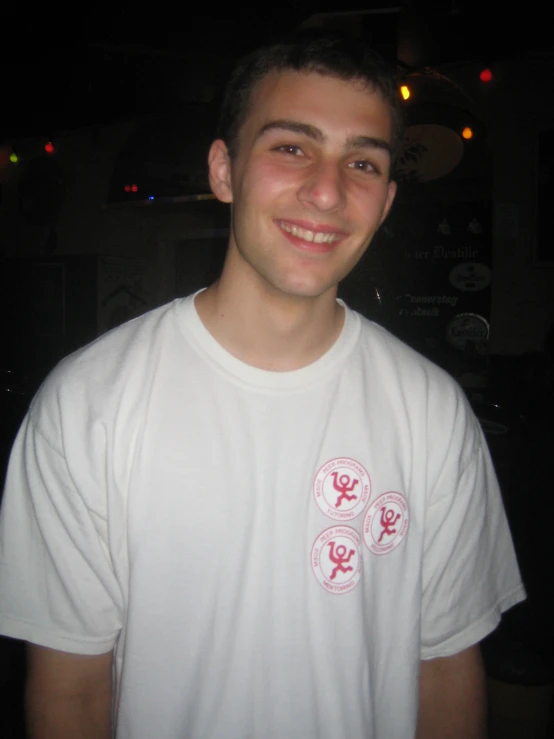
left=462, top=127, right=473, bottom=140
left=479, top=68, right=493, bottom=83
left=44, top=142, right=55, bottom=154
left=400, top=85, right=410, bottom=100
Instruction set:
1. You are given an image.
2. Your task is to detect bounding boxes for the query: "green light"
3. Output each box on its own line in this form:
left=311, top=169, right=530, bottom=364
left=9, top=153, right=19, bottom=163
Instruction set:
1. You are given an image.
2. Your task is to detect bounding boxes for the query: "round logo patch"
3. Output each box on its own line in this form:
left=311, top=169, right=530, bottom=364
left=363, top=492, right=409, bottom=555
left=313, top=457, right=371, bottom=521
left=311, top=526, right=362, bottom=594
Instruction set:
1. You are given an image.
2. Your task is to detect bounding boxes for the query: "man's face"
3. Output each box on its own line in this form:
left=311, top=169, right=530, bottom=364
left=209, top=70, right=397, bottom=301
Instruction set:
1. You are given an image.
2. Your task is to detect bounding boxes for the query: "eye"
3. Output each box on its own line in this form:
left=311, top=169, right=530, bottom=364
left=349, top=160, right=379, bottom=174
left=274, top=144, right=304, bottom=157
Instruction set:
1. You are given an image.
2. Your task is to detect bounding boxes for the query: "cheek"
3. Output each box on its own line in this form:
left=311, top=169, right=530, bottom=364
left=349, top=184, right=392, bottom=224
left=242, top=161, right=300, bottom=204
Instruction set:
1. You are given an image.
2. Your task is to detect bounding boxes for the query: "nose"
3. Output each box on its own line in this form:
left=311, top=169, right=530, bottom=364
left=297, top=160, right=346, bottom=213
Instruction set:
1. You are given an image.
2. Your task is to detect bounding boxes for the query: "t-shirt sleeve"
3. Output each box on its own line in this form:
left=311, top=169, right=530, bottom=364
left=0, top=411, right=124, bottom=655
left=419, top=406, right=526, bottom=660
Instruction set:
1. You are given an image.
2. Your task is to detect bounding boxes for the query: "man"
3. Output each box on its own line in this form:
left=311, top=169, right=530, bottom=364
left=0, top=31, right=525, bottom=739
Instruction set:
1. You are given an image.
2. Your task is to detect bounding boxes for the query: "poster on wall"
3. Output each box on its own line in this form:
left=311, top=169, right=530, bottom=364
left=344, top=200, right=492, bottom=378
left=96, top=256, right=154, bottom=336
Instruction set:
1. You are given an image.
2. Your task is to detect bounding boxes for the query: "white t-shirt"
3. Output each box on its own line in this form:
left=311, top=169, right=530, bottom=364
left=0, top=294, right=525, bottom=738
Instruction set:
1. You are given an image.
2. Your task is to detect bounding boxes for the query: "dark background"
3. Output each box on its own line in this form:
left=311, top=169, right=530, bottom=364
left=1, top=0, right=552, bottom=144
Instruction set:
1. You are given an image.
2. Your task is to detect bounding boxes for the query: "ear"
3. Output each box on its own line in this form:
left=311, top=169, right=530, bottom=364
left=378, top=179, right=397, bottom=227
left=208, top=139, right=233, bottom=203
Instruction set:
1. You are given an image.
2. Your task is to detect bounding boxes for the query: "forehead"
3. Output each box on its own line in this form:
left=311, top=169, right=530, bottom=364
left=242, top=70, right=393, bottom=144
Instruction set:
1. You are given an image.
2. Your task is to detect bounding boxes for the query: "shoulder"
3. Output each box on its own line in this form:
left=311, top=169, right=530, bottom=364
left=28, top=297, right=189, bottom=442
left=352, top=311, right=481, bottom=456
left=355, top=312, right=466, bottom=398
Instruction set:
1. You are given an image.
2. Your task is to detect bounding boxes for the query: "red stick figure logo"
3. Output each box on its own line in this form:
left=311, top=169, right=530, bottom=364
left=311, top=526, right=362, bottom=594
left=330, top=472, right=359, bottom=508
left=378, top=506, right=401, bottom=543
left=327, top=541, right=356, bottom=579
left=363, top=492, right=409, bottom=556
left=314, top=458, right=371, bottom=521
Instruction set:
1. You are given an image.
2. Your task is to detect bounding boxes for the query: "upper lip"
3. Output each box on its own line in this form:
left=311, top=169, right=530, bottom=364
left=275, top=218, right=348, bottom=235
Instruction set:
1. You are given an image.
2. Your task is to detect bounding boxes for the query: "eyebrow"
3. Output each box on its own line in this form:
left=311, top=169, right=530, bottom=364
left=257, top=119, right=391, bottom=156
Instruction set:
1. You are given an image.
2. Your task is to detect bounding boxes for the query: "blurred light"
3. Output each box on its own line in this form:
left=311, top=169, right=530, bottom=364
left=131, top=184, right=138, bottom=192
left=400, top=85, right=410, bottom=100
left=9, top=153, right=19, bottom=164
left=462, top=127, right=474, bottom=140
left=479, top=68, right=493, bottom=83
left=44, top=142, right=55, bottom=154
left=148, top=195, right=155, bottom=200
left=124, top=185, right=131, bottom=192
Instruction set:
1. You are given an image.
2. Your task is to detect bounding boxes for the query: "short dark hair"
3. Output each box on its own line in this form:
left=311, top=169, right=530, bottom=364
left=216, top=29, right=404, bottom=172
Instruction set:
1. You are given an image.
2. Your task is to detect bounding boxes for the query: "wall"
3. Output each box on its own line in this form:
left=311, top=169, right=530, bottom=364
left=488, top=59, right=554, bottom=354
left=0, top=119, right=230, bottom=311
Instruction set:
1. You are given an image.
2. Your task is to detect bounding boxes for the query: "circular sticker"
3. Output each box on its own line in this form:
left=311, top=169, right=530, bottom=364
left=313, top=457, right=371, bottom=521
left=446, top=313, right=489, bottom=350
left=363, top=492, right=409, bottom=555
left=449, top=262, right=492, bottom=292
left=311, top=526, right=362, bottom=594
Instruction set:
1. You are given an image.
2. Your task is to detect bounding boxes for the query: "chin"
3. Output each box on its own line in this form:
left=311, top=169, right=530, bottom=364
left=273, top=281, right=337, bottom=300
left=258, top=263, right=340, bottom=300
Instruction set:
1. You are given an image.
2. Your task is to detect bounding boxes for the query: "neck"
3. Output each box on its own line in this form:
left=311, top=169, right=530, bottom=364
left=195, top=260, right=344, bottom=372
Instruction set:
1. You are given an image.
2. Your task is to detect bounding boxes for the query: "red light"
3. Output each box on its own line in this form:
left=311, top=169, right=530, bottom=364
left=479, top=68, right=493, bottom=83
left=44, top=142, right=55, bottom=154
left=124, top=185, right=131, bottom=192
left=131, top=184, right=138, bottom=192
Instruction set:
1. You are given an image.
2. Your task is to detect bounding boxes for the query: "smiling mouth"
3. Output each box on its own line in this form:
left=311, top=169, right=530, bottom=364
left=277, top=221, right=343, bottom=244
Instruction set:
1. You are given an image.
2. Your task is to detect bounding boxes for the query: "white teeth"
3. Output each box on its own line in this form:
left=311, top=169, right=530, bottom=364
left=279, top=222, right=339, bottom=244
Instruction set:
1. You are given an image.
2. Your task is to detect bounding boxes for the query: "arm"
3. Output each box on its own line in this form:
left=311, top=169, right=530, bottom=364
left=416, top=645, right=487, bottom=739
left=26, top=644, right=113, bottom=739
